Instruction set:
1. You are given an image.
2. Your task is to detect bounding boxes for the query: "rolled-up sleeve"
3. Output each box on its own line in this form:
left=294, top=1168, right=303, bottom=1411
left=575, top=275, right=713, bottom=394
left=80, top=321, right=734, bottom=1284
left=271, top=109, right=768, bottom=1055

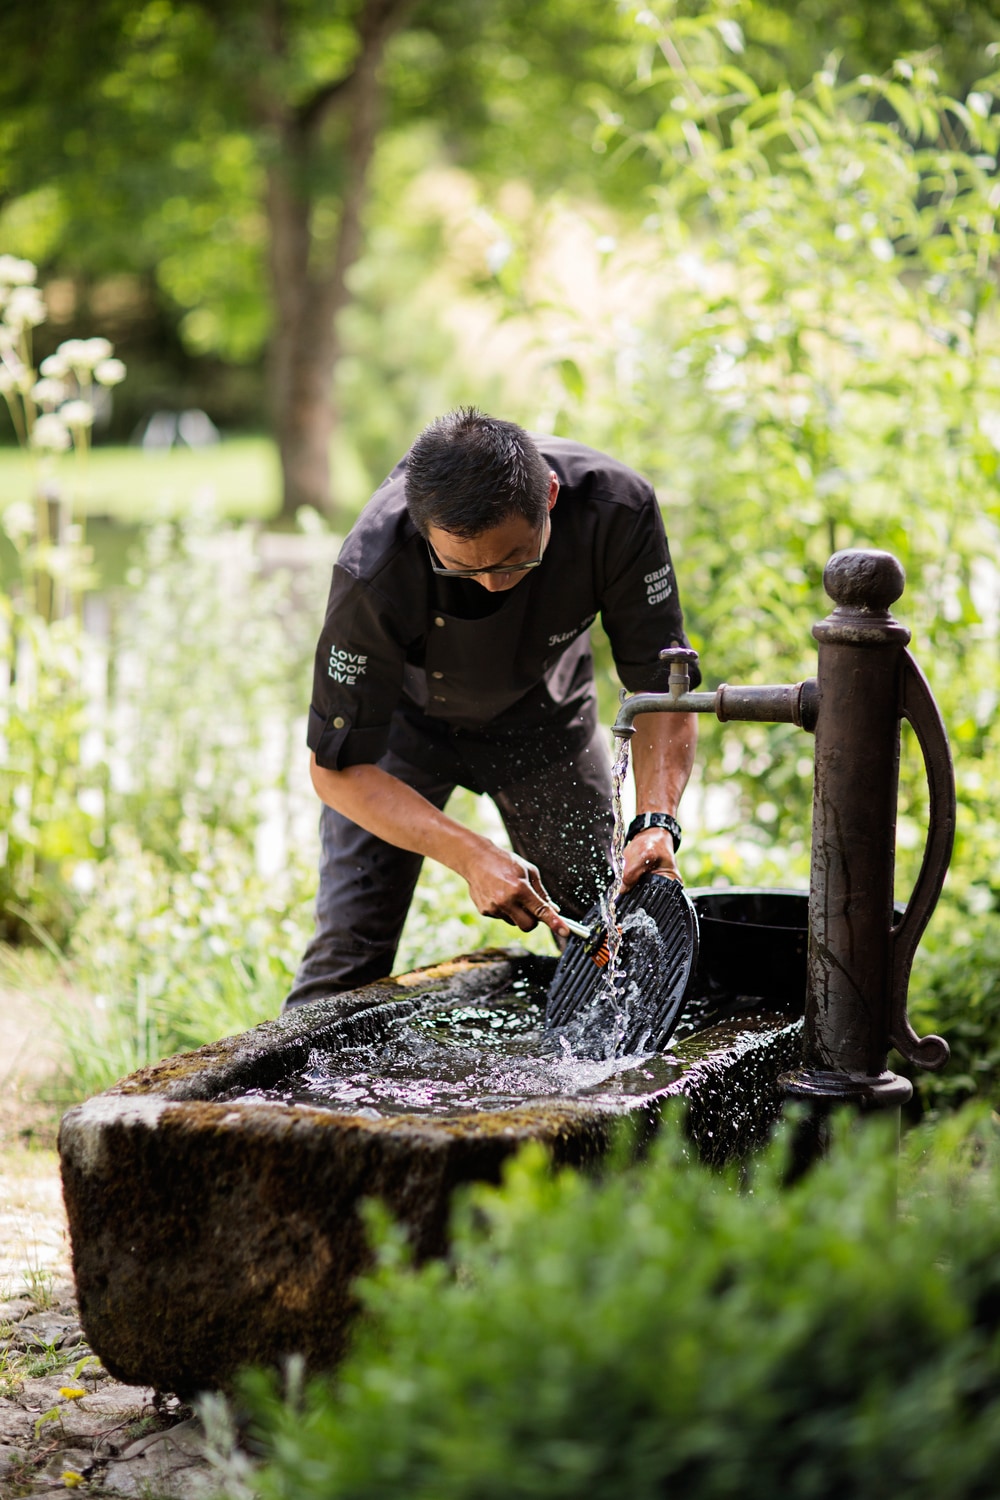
left=598, top=488, right=701, bottom=694
left=307, top=566, right=407, bottom=770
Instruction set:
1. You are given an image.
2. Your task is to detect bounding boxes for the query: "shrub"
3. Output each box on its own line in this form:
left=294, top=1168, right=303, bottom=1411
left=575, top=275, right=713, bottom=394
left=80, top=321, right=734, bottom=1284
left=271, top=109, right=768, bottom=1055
left=908, top=905, right=1000, bottom=1114
left=238, top=1107, right=1000, bottom=1500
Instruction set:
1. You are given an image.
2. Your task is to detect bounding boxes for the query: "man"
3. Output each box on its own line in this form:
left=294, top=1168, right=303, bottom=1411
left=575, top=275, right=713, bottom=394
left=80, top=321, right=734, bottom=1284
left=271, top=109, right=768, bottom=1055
left=284, top=408, right=698, bottom=1010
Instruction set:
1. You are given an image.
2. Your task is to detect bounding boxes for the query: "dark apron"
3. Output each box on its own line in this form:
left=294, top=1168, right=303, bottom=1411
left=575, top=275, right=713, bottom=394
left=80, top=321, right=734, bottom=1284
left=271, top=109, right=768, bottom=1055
left=392, top=584, right=597, bottom=796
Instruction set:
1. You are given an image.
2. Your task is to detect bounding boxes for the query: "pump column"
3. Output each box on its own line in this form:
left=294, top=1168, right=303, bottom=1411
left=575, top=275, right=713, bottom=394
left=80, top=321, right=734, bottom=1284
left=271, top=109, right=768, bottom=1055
left=783, top=550, right=913, bottom=1111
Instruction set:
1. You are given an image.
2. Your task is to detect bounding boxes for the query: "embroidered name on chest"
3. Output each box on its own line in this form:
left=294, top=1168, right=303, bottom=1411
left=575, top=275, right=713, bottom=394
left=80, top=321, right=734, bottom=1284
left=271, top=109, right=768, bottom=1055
left=548, top=613, right=596, bottom=648
left=644, top=563, right=674, bottom=606
left=328, top=646, right=368, bottom=684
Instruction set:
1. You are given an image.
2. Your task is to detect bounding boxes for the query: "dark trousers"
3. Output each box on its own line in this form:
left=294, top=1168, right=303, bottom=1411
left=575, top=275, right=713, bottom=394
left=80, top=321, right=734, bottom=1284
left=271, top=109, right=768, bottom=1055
left=283, top=726, right=614, bottom=1010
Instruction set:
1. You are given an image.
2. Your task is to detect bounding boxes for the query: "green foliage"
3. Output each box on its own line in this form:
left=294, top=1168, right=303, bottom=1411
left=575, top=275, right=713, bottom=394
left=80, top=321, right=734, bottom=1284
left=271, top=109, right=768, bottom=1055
left=239, top=1107, right=1000, bottom=1500
left=99, top=517, right=315, bottom=858
left=0, top=0, right=639, bottom=367
left=0, top=598, right=95, bottom=945
left=37, top=515, right=323, bottom=1095
left=746, top=0, right=1000, bottom=95
left=484, top=12, right=1000, bottom=921
left=908, top=905, right=1000, bottom=1114
left=606, top=14, right=1000, bottom=1062
left=54, top=824, right=312, bottom=1098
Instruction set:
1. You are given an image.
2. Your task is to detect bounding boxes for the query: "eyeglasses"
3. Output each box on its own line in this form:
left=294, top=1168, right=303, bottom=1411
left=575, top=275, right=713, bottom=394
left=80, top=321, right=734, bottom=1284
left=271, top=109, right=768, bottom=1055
left=424, top=519, right=548, bottom=578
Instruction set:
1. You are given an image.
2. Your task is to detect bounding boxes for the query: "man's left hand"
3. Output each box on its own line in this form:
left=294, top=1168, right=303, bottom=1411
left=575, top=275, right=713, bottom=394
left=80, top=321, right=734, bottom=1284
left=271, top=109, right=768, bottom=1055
left=620, top=826, right=681, bottom=892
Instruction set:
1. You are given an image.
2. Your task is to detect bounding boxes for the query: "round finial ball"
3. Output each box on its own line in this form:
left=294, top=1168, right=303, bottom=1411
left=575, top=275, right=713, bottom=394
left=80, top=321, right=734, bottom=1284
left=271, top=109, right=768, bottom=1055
left=824, top=550, right=905, bottom=610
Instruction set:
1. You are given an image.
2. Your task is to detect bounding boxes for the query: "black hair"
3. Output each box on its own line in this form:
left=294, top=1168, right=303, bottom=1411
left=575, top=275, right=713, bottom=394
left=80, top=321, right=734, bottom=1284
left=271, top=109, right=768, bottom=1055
left=404, top=407, right=551, bottom=539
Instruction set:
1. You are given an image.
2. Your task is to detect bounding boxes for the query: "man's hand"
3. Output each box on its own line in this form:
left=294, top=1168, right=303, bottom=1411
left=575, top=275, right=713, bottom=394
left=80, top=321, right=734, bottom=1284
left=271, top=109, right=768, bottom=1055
left=461, top=844, right=570, bottom=938
left=620, top=826, right=681, bottom=892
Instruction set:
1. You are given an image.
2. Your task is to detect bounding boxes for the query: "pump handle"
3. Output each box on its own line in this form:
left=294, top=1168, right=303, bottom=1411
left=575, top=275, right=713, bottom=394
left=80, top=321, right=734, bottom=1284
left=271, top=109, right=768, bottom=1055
left=888, top=650, right=955, bottom=1070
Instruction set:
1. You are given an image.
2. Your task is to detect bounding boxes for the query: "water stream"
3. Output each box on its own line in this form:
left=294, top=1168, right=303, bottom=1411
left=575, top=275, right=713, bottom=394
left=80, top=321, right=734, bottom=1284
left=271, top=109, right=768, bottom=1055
left=602, top=734, right=631, bottom=1003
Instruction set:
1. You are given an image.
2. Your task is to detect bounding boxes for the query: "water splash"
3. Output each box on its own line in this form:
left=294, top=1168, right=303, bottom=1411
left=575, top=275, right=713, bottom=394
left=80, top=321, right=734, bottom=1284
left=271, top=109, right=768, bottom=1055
left=554, top=908, right=672, bottom=1061
left=226, top=988, right=682, bottom=1118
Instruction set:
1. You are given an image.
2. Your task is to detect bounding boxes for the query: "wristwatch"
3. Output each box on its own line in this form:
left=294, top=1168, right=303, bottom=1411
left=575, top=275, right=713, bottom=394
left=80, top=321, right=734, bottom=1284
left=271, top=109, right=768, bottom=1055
left=624, top=812, right=682, bottom=850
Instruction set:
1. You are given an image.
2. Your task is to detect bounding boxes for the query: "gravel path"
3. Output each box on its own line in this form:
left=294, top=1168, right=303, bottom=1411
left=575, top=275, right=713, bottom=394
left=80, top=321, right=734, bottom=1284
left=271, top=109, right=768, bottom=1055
left=0, top=981, right=222, bottom=1498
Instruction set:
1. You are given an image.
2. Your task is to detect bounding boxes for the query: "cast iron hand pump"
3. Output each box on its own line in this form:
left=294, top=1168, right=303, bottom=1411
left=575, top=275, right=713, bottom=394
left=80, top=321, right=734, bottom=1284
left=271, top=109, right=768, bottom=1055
left=613, top=549, right=956, bottom=1110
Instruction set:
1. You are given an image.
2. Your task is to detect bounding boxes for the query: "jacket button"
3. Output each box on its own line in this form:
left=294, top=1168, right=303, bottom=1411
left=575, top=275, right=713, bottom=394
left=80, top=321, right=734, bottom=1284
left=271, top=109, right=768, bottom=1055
left=333, top=716, right=345, bottom=729
left=431, top=671, right=444, bottom=679
left=433, top=695, right=446, bottom=702
left=434, top=616, right=445, bottom=627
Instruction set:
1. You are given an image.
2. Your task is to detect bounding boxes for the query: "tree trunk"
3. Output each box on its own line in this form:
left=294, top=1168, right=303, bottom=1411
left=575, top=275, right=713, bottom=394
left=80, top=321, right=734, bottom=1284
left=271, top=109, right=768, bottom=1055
left=263, top=0, right=408, bottom=523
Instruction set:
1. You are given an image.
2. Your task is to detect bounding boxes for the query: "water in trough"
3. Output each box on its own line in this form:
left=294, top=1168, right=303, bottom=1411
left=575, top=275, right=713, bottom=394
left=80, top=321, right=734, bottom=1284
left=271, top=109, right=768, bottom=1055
left=221, top=975, right=693, bottom=1120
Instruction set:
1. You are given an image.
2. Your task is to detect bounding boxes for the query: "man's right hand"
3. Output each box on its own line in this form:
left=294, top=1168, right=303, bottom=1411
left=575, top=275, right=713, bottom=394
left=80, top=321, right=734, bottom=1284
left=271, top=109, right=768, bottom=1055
left=461, top=844, right=570, bottom=938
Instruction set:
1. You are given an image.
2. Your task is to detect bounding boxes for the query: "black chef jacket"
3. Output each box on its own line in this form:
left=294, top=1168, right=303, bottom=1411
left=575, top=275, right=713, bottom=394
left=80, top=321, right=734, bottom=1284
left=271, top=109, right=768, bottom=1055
left=306, top=437, right=700, bottom=797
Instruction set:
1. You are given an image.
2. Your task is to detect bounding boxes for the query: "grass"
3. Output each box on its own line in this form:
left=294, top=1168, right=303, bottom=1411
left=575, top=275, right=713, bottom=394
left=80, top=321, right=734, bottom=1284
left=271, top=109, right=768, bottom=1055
left=0, top=436, right=282, bottom=524
left=0, top=1340, right=66, bottom=1399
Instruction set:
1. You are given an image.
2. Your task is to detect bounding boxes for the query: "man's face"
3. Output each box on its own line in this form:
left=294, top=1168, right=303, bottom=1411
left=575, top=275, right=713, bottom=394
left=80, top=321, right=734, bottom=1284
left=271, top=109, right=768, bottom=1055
left=423, top=474, right=558, bottom=593
left=425, top=512, right=548, bottom=593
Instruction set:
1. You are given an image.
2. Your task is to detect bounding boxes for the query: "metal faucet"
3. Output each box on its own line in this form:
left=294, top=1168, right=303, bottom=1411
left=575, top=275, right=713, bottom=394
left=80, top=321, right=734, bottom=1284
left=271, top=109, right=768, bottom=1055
left=613, top=549, right=956, bottom=1117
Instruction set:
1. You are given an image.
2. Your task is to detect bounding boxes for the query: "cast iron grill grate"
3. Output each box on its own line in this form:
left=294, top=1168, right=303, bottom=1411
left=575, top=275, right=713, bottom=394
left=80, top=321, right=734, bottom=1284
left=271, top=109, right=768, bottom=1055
left=545, top=873, right=700, bottom=1055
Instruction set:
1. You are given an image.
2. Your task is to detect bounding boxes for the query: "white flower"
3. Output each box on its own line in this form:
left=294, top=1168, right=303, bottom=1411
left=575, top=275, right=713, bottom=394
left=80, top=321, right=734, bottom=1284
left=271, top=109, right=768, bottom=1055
left=2, top=285, right=46, bottom=330
left=60, top=399, right=94, bottom=427
left=82, top=336, right=113, bottom=364
left=0, top=255, right=37, bottom=287
left=58, top=335, right=114, bottom=372
left=31, top=377, right=67, bottom=408
left=94, top=356, right=126, bottom=386
left=0, top=365, right=15, bottom=394
left=39, top=351, right=70, bottom=379
left=31, top=412, right=72, bottom=451
left=2, top=501, right=35, bottom=541
left=55, top=338, right=91, bottom=370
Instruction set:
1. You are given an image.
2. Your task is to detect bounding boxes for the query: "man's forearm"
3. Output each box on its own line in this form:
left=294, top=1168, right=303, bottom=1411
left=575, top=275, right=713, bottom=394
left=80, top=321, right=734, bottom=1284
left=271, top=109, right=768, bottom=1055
left=308, top=754, right=571, bottom=936
left=310, top=756, right=481, bottom=872
left=631, top=711, right=697, bottom=814
left=619, top=710, right=697, bottom=889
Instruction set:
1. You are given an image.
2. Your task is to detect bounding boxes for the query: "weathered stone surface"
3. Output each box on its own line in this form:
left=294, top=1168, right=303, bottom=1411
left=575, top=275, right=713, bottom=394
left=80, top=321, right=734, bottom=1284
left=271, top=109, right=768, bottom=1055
left=9, top=1310, right=86, bottom=1351
left=0, top=1297, right=34, bottom=1324
left=60, top=938, right=805, bottom=1396
left=0, top=1441, right=26, bottom=1477
left=101, top=1417, right=216, bottom=1498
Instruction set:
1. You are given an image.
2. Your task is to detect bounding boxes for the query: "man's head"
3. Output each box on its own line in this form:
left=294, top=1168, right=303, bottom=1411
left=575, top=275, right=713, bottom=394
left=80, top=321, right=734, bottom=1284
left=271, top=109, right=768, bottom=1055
left=405, top=408, right=558, bottom=593
left=405, top=407, right=553, bottom=540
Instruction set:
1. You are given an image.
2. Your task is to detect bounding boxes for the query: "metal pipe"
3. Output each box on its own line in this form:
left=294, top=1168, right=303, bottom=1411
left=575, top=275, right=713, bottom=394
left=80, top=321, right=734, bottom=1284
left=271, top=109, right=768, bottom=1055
left=611, top=680, right=818, bottom=736
left=612, top=691, right=716, bottom=734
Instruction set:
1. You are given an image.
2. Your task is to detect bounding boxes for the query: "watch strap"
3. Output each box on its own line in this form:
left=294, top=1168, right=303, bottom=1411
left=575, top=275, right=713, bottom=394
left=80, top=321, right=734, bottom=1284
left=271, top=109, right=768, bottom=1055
left=624, top=812, right=682, bottom=850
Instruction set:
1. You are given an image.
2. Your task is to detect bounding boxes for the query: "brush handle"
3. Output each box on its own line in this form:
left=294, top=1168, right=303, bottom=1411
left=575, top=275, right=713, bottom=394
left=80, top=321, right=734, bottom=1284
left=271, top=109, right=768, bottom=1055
left=560, top=914, right=593, bottom=939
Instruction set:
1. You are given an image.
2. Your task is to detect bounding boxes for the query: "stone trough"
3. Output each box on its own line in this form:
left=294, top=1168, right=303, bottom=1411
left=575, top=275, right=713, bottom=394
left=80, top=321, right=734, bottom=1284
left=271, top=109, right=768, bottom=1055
left=59, top=890, right=807, bottom=1397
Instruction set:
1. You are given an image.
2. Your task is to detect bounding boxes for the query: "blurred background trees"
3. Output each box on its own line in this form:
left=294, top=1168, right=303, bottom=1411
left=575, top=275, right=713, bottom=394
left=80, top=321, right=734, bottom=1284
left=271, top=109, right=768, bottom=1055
left=0, top=0, right=640, bottom=517
left=7, top=0, right=996, bottom=515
